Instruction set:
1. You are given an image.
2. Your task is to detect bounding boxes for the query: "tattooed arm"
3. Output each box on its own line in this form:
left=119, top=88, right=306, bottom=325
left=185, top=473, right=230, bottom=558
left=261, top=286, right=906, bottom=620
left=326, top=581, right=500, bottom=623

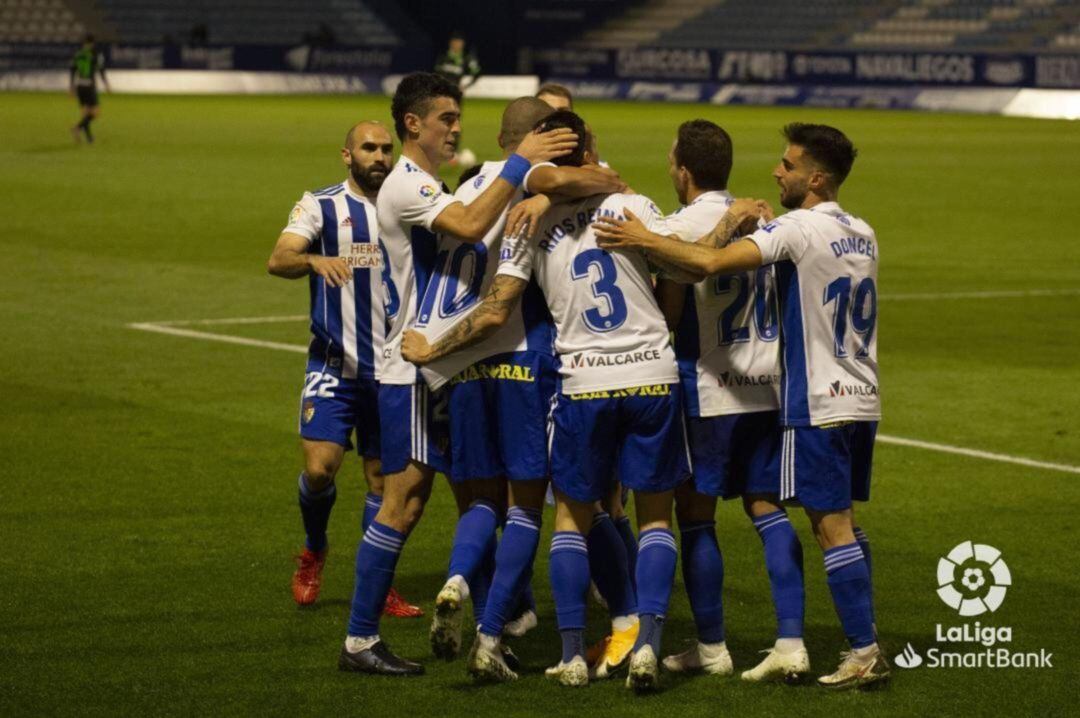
left=401, top=273, right=529, bottom=365
left=696, top=199, right=773, bottom=248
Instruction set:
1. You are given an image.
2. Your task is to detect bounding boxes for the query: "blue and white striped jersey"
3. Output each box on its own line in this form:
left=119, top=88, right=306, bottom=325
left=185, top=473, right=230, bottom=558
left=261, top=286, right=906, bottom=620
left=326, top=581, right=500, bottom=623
left=748, top=202, right=880, bottom=426
left=284, top=181, right=386, bottom=381
left=666, top=191, right=781, bottom=417
left=414, top=160, right=555, bottom=390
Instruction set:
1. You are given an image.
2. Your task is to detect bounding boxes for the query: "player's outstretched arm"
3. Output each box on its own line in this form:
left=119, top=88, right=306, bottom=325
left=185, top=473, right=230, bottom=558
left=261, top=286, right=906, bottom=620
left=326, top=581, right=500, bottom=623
left=432, top=128, right=578, bottom=242
left=402, top=274, right=528, bottom=365
left=526, top=165, right=626, bottom=201
left=267, top=232, right=351, bottom=286
left=594, top=208, right=764, bottom=277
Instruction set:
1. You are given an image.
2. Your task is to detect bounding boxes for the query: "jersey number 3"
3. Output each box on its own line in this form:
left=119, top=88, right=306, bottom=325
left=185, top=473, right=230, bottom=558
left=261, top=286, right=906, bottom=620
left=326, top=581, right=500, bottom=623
left=571, top=249, right=627, bottom=333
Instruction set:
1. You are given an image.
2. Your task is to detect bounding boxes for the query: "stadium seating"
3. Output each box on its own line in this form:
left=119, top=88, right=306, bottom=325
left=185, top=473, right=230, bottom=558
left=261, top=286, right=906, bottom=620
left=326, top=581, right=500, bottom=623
left=582, top=0, right=1080, bottom=53
left=0, top=0, right=87, bottom=43
left=93, top=0, right=402, bottom=45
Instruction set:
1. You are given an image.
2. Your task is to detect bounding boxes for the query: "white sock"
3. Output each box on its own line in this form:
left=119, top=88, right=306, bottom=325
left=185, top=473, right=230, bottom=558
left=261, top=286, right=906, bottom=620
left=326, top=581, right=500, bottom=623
left=345, top=635, right=380, bottom=653
left=478, top=633, right=500, bottom=651
left=700, top=640, right=727, bottom=654
left=612, top=614, right=638, bottom=632
left=446, top=574, right=470, bottom=600
left=774, top=637, right=805, bottom=654
left=850, top=643, right=878, bottom=662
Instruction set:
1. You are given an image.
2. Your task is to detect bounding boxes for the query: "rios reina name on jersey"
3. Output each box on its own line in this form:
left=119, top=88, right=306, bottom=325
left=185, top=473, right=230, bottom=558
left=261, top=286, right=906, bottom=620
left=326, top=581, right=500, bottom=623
left=497, top=192, right=678, bottom=394
left=748, top=201, right=880, bottom=426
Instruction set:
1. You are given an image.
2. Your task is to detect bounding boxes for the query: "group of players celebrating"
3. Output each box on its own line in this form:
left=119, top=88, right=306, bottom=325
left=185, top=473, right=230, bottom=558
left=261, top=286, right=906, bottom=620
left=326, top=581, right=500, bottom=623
left=268, top=72, right=885, bottom=692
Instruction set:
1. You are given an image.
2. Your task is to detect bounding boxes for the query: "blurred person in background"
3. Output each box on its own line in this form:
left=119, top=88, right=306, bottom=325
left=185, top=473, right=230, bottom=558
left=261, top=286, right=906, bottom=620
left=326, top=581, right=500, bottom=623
left=69, top=34, right=108, bottom=144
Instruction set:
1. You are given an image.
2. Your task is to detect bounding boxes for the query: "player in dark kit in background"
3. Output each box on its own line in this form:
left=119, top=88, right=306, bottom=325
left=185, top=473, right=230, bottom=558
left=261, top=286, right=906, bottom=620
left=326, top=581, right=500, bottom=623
left=70, top=34, right=109, bottom=144
left=434, top=32, right=481, bottom=90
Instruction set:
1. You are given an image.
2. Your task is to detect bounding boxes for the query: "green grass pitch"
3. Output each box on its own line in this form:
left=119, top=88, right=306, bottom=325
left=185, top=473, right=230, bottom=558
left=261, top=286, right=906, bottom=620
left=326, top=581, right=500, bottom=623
left=1, top=92, right=1077, bottom=716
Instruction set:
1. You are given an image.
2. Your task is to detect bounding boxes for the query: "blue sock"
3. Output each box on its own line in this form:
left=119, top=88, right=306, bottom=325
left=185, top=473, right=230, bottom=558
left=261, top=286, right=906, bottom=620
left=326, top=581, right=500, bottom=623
left=480, top=506, right=542, bottom=637
left=298, top=473, right=336, bottom=553
left=632, top=529, right=678, bottom=652
left=636, top=614, right=665, bottom=656
left=824, top=543, right=876, bottom=649
left=853, top=525, right=876, bottom=626
left=679, top=520, right=725, bottom=644
left=471, top=539, right=496, bottom=624
left=347, top=521, right=406, bottom=637
left=447, top=498, right=500, bottom=583
left=614, top=515, right=638, bottom=580
left=549, top=531, right=589, bottom=635
left=362, top=492, right=381, bottom=535
left=752, top=510, right=805, bottom=638
left=587, top=512, right=637, bottom=617
left=560, top=629, right=585, bottom=664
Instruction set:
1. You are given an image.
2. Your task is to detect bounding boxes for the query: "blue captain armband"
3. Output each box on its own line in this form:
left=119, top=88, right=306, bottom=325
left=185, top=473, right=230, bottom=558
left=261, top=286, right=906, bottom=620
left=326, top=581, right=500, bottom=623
left=498, top=153, right=531, bottom=188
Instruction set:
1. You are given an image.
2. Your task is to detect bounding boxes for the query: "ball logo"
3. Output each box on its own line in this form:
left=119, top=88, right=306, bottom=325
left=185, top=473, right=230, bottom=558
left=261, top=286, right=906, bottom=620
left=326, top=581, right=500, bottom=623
left=418, top=184, right=439, bottom=201
left=936, top=541, right=1011, bottom=616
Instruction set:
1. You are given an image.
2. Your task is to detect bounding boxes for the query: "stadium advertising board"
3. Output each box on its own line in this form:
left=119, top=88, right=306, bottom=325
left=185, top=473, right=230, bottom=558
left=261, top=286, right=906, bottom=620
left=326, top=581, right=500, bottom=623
left=526, top=47, right=1080, bottom=89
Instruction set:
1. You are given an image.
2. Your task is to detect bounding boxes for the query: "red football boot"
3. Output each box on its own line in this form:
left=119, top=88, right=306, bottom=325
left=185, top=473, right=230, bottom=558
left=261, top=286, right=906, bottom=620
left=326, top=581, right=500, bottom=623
left=383, top=587, right=424, bottom=618
left=292, top=548, right=327, bottom=606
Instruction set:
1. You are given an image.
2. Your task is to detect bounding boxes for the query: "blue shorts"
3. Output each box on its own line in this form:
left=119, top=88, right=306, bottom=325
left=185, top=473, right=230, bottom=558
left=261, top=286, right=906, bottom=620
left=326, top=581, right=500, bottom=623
left=447, top=351, right=557, bottom=483
left=378, top=382, right=450, bottom=475
left=779, top=421, right=878, bottom=512
left=298, top=359, right=380, bottom=458
left=687, top=411, right=781, bottom=499
left=549, top=383, right=691, bottom=504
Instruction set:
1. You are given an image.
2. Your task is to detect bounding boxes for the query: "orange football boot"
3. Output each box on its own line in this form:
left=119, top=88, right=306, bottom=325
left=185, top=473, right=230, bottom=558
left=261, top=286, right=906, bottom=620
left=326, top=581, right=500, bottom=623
left=292, top=548, right=327, bottom=605
left=383, top=587, right=424, bottom=618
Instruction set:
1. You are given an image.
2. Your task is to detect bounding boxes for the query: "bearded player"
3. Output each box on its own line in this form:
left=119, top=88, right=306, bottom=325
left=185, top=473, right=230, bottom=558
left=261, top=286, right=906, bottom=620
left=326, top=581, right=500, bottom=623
left=268, top=122, right=422, bottom=618
left=593, top=123, right=887, bottom=690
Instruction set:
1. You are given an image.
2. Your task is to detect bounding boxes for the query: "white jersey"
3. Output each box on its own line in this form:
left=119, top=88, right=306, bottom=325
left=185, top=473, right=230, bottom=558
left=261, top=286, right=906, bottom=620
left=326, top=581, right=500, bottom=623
left=415, top=160, right=555, bottom=390
left=748, top=202, right=880, bottom=426
left=497, top=192, right=678, bottom=394
left=283, top=181, right=385, bottom=380
left=376, top=155, right=460, bottom=384
left=665, top=191, right=781, bottom=417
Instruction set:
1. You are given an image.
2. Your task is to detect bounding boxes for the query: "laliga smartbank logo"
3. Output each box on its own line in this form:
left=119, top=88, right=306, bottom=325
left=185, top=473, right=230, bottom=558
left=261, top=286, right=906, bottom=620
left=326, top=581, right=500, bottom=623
left=893, top=541, right=1053, bottom=670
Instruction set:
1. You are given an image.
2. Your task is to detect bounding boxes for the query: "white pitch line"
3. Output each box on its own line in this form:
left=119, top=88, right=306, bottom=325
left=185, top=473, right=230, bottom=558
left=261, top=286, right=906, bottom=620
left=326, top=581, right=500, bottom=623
left=127, top=322, right=307, bottom=354
left=153, top=314, right=308, bottom=327
left=877, top=434, right=1079, bottom=475
left=128, top=303, right=1080, bottom=475
left=883, top=288, right=1080, bottom=301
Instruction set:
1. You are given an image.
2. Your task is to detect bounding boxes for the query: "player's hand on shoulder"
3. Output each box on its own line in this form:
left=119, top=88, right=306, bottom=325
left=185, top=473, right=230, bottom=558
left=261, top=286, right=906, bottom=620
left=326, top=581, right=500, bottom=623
left=401, top=329, right=432, bottom=365
left=307, top=255, right=352, bottom=287
left=516, top=127, right=579, bottom=164
left=506, top=194, right=551, bottom=240
left=593, top=207, right=650, bottom=250
left=728, top=198, right=772, bottom=235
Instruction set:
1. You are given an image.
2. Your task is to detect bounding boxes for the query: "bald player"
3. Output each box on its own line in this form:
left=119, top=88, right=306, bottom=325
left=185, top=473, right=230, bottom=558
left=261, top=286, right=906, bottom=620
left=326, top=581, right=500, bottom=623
left=268, top=121, right=421, bottom=617
left=410, top=97, right=626, bottom=679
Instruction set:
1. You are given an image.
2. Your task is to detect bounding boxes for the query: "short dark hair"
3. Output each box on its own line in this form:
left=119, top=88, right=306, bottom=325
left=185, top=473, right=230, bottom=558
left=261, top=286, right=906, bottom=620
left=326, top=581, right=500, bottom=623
left=456, top=164, right=482, bottom=191
left=674, top=119, right=732, bottom=191
left=390, top=72, right=463, bottom=141
left=534, top=110, right=587, bottom=167
left=782, top=123, right=857, bottom=185
left=536, top=83, right=573, bottom=106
